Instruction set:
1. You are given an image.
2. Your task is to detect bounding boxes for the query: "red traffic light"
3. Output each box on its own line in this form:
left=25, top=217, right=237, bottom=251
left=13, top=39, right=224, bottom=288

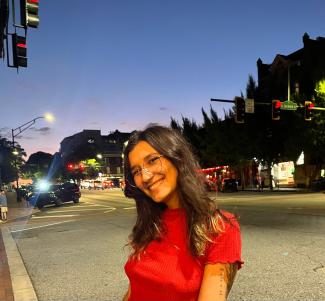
left=12, top=34, right=27, bottom=67
left=304, top=101, right=314, bottom=121
left=272, top=100, right=281, bottom=120
left=79, top=163, right=85, bottom=171
left=20, top=0, right=40, bottom=28
left=67, top=163, right=74, bottom=171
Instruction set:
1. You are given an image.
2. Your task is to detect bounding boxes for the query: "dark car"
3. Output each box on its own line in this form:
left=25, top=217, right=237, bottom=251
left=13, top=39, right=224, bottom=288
left=220, top=178, right=238, bottom=192
left=310, top=177, right=325, bottom=191
left=27, top=183, right=81, bottom=209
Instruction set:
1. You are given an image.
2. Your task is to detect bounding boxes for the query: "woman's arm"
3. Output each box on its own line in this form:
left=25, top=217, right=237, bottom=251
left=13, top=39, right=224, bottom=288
left=198, top=263, right=238, bottom=301
left=122, top=283, right=131, bottom=301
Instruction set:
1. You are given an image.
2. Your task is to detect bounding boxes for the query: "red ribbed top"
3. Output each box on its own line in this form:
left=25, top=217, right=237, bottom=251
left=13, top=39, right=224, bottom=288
left=124, top=208, right=243, bottom=301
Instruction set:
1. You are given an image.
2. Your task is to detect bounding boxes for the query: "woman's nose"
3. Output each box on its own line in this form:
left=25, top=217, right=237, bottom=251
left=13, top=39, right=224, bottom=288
left=141, top=168, right=154, bottom=182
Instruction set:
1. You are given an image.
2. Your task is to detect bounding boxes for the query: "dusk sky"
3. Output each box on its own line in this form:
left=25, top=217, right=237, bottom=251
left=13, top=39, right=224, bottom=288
left=1, top=0, right=325, bottom=158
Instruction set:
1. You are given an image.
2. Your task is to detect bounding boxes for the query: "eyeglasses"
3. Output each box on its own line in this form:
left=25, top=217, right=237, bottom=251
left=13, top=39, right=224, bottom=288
left=127, top=154, right=163, bottom=188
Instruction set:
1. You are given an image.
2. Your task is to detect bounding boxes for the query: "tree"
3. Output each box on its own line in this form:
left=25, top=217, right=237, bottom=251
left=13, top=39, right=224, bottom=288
left=23, top=151, right=54, bottom=180
left=0, top=137, right=26, bottom=185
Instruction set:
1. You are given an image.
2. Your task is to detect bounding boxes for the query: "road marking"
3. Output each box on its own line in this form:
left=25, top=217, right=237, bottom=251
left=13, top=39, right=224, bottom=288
left=10, top=220, right=75, bottom=233
left=73, top=204, right=103, bottom=207
left=287, top=207, right=304, bottom=210
left=123, top=206, right=136, bottom=210
left=32, top=215, right=78, bottom=218
left=104, top=208, right=116, bottom=213
left=46, top=207, right=115, bottom=213
left=83, top=201, right=116, bottom=208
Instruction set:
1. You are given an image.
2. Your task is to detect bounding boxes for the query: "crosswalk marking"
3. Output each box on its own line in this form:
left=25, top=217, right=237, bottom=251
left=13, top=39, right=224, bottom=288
left=46, top=208, right=114, bottom=213
left=32, top=215, right=78, bottom=218
left=11, top=220, right=75, bottom=233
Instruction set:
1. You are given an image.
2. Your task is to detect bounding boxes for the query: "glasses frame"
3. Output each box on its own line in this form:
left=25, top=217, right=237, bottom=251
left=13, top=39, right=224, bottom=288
left=127, top=154, right=164, bottom=188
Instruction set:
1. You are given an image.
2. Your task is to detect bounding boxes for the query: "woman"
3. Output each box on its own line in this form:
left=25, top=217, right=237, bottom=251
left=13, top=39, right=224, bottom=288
left=123, top=125, right=243, bottom=301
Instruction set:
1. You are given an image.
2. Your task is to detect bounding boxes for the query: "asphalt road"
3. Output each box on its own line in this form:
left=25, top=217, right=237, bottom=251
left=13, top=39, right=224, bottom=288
left=7, top=189, right=325, bottom=301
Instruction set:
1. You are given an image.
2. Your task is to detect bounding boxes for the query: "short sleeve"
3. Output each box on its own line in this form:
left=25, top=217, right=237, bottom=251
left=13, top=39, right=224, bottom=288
left=204, top=212, right=243, bottom=269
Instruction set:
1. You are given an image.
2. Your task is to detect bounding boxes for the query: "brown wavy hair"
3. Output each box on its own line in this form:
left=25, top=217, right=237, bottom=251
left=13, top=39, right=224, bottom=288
left=123, top=125, right=226, bottom=258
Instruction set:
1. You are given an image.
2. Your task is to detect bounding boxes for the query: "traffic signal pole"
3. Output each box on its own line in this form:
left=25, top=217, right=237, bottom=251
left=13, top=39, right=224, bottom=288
left=210, top=98, right=270, bottom=105
left=211, top=98, right=325, bottom=122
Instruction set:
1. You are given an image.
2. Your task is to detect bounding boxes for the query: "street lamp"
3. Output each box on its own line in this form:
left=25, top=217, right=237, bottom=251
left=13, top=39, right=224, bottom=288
left=11, top=113, right=54, bottom=200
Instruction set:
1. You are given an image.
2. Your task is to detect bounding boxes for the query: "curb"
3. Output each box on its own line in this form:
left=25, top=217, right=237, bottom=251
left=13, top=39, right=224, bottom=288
left=1, top=226, right=38, bottom=301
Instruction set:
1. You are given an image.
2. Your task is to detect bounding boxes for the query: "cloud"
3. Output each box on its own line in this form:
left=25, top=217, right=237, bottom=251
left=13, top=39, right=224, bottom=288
left=19, top=136, right=35, bottom=140
left=33, top=127, right=52, bottom=135
left=159, top=107, right=168, bottom=111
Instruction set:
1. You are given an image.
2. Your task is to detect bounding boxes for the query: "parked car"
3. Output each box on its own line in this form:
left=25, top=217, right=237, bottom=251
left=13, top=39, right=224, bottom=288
left=27, top=182, right=81, bottom=209
left=80, top=180, right=92, bottom=190
left=102, top=180, right=114, bottom=189
left=219, top=178, right=238, bottom=192
left=310, top=177, right=325, bottom=191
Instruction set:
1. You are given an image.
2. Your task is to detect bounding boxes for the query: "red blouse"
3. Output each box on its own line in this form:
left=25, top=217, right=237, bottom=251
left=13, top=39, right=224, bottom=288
left=124, top=208, right=243, bottom=301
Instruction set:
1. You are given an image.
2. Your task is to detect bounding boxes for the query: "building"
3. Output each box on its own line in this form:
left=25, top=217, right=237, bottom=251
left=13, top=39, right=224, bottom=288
left=257, top=33, right=325, bottom=102
left=60, top=129, right=132, bottom=179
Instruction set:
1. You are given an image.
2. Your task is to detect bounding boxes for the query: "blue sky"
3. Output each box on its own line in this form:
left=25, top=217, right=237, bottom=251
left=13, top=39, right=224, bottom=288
left=1, top=0, right=325, bottom=157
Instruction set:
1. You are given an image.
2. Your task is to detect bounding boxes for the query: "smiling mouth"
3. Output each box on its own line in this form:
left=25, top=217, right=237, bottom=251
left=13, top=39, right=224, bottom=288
left=148, top=179, right=164, bottom=190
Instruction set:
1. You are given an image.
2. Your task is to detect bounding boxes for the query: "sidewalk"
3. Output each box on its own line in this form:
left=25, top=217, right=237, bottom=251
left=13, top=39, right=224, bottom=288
left=241, top=185, right=309, bottom=193
left=0, top=191, right=39, bottom=301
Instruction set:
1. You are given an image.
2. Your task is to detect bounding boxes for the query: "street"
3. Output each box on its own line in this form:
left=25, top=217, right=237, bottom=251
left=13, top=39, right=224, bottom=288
left=6, top=189, right=325, bottom=301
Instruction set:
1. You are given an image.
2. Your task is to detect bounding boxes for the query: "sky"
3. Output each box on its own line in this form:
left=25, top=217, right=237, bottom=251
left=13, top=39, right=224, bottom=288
left=1, top=0, right=325, bottom=158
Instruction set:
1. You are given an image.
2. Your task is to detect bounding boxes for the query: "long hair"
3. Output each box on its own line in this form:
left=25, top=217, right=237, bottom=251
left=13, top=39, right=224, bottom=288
left=123, top=125, right=225, bottom=258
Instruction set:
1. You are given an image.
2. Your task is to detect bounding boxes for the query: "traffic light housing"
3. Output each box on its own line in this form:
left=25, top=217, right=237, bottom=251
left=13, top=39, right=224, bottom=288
left=304, top=101, right=314, bottom=121
left=20, top=0, right=39, bottom=28
left=235, top=97, right=245, bottom=123
left=12, top=34, right=27, bottom=67
left=271, top=100, right=281, bottom=120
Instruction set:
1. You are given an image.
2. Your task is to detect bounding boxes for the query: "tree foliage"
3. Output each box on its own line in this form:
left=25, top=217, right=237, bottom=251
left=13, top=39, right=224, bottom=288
left=0, top=137, right=26, bottom=185
left=23, top=151, right=54, bottom=179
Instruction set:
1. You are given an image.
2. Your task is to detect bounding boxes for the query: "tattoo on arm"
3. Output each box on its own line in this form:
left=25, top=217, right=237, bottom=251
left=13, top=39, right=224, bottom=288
left=217, top=268, right=225, bottom=296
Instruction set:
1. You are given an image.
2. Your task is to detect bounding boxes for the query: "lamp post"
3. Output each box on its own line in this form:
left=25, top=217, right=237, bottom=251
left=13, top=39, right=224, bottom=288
left=11, top=113, right=54, bottom=201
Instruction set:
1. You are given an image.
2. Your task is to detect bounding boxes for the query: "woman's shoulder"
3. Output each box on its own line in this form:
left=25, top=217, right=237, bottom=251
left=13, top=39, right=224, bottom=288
left=204, top=210, right=243, bottom=268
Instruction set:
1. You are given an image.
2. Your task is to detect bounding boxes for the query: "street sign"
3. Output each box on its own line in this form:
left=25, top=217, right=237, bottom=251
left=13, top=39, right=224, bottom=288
left=281, top=100, right=298, bottom=111
left=245, top=98, right=254, bottom=113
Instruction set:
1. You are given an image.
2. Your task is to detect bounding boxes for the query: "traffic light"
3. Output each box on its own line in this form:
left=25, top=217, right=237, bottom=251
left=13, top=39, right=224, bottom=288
left=235, top=97, right=245, bottom=123
left=79, top=163, right=85, bottom=172
left=12, top=34, right=27, bottom=67
left=304, top=101, right=314, bottom=121
left=271, top=100, right=282, bottom=120
left=67, top=163, right=74, bottom=172
left=20, top=0, right=39, bottom=28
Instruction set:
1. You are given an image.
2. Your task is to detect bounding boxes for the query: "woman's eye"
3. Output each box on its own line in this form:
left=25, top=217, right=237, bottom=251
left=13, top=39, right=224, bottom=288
left=132, top=169, right=140, bottom=177
left=148, top=157, right=159, bottom=164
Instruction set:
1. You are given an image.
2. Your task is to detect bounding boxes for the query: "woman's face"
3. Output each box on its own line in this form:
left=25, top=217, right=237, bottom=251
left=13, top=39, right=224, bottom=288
left=128, top=141, right=180, bottom=209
